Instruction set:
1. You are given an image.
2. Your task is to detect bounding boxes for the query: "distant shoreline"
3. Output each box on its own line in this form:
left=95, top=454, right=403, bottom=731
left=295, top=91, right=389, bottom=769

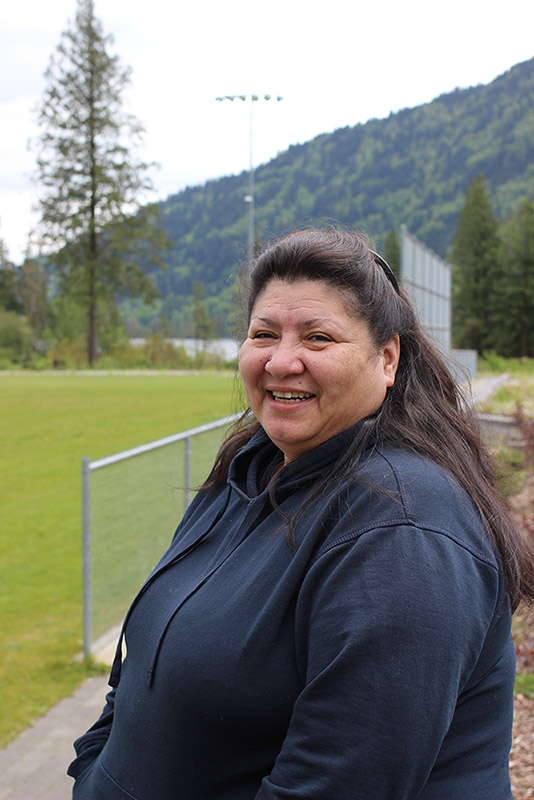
left=0, top=369, right=235, bottom=376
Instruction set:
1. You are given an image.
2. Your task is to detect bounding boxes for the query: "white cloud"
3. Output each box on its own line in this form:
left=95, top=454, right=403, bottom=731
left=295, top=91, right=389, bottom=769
left=1, top=0, right=533, bottom=262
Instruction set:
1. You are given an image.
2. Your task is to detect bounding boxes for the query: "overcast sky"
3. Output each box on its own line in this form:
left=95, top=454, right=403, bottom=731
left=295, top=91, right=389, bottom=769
left=1, top=0, right=533, bottom=263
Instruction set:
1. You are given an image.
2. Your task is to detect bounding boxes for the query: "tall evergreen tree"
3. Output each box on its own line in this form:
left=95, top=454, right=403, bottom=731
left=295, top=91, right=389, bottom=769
left=0, top=238, right=22, bottom=313
left=33, top=0, right=169, bottom=365
left=383, top=228, right=401, bottom=281
left=499, top=198, right=534, bottom=357
left=450, top=175, right=503, bottom=354
left=193, top=281, right=215, bottom=347
left=18, top=251, right=49, bottom=336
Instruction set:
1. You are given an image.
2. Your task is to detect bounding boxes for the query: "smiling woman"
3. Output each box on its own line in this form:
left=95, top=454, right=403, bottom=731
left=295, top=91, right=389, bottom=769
left=68, top=228, right=534, bottom=800
left=239, top=279, right=399, bottom=463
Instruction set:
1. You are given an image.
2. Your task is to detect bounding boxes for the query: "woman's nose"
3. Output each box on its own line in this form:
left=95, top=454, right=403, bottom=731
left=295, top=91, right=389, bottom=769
left=264, top=342, right=305, bottom=375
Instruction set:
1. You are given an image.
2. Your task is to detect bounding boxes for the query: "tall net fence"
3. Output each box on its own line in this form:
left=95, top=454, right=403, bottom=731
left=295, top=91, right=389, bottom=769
left=400, top=224, right=451, bottom=351
left=400, top=225, right=477, bottom=380
left=82, top=415, right=240, bottom=657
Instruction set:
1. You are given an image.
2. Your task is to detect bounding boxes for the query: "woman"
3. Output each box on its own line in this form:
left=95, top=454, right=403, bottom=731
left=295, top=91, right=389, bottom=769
left=68, top=228, right=534, bottom=799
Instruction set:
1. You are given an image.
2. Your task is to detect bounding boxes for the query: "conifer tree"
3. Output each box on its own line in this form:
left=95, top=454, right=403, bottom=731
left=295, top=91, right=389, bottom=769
left=450, top=175, right=503, bottom=354
left=0, top=237, right=22, bottom=313
left=33, top=0, right=169, bottom=365
left=383, top=228, right=401, bottom=281
left=499, top=198, right=534, bottom=357
left=18, top=253, right=49, bottom=336
left=193, top=281, right=215, bottom=347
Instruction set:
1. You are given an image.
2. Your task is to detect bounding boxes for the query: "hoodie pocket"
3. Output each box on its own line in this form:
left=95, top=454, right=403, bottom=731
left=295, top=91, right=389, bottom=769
left=73, top=759, right=140, bottom=800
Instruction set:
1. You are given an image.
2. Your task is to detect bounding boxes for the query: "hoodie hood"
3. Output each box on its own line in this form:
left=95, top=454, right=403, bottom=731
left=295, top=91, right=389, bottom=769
left=227, top=421, right=366, bottom=503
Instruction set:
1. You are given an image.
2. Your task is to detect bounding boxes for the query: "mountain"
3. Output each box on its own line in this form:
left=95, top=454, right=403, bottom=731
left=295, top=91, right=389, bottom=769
left=128, top=58, right=534, bottom=336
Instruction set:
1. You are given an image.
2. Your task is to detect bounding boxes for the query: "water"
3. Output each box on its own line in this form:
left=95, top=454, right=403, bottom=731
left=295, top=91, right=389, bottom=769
left=129, top=338, right=240, bottom=361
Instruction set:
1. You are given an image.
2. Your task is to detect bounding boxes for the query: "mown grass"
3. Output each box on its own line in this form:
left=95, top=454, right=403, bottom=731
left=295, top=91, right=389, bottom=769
left=0, top=371, right=239, bottom=746
left=2, top=364, right=533, bottom=746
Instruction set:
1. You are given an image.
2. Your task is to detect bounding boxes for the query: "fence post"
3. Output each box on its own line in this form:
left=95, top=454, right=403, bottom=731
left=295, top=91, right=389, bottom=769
left=82, top=456, right=91, bottom=659
left=185, top=435, right=192, bottom=508
left=79, top=415, right=239, bottom=654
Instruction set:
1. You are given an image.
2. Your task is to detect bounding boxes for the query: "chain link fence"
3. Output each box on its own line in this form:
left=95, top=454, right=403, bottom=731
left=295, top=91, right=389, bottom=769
left=81, top=415, right=240, bottom=658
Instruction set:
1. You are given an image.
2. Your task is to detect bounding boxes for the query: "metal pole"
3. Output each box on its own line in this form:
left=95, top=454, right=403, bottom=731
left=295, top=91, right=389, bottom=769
left=215, top=94, right=282, bottom=267
left=81, top=456, right=91, bottom=660
left=247, top=97, right=255, bottom=266
left=185, top=435, right=192, bottom=508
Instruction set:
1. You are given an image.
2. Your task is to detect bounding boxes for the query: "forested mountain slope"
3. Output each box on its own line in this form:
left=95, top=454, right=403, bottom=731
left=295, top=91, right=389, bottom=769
left=132, top=58, right=534, bottom=335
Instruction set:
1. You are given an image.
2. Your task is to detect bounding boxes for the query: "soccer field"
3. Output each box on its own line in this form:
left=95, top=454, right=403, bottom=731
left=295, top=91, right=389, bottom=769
left=0, top=371, right=239, bottom=746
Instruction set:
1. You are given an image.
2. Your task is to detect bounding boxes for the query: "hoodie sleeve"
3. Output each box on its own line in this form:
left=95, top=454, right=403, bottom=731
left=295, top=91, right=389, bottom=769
left=254, top=522, right=506, bottom=800
left=67, top=687, right=116, bottom=782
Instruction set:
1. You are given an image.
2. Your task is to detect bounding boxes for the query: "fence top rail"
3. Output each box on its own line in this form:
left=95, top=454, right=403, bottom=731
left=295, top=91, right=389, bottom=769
left=87, top=413, right=242, bottom=471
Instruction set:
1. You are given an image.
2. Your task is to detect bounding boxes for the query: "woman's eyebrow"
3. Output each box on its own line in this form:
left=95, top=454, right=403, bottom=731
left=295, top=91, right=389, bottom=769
left=252, top=316, right=336, bottom=328
left=252, top=316, right=277, bottom=326
left=300, top=317, right=335, bottom=328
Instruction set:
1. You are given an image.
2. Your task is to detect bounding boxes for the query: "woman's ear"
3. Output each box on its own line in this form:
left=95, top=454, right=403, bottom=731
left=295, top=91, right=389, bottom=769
left=382, top=334, right=400, bottom=387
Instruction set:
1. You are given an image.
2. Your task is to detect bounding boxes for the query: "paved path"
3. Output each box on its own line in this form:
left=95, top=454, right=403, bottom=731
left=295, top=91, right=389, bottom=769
left=465, top=373, right=509, bottom=406
left=0, top=676, right=109, bottom=800
left=0, top=373, right=510, bottom=799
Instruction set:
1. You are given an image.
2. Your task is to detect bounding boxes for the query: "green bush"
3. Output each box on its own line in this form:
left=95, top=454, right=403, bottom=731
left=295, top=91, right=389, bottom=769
left=0, top=329, right=236, bottom=372
left=46, top=336, right=88, bottom=369
left=0, top=311, right=35, bottom=364
left=99, top=339, right=150, bottom=369
left=479, top=353, right=534, bottom=375
left=0, top=356, right=22, bottom=370
left=515, top=672, right=534, bottom=697
left=190, top=348, right=226, bottom=370
left=493, top=446, right=526, bottom=498
left=142, top=335, right=190, bottom=369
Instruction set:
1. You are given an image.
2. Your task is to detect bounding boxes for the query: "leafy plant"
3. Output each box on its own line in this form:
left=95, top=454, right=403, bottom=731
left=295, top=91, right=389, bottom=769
left=0, top=311, right=35, bottom=363
left=514, top=672, right=534, bottom=697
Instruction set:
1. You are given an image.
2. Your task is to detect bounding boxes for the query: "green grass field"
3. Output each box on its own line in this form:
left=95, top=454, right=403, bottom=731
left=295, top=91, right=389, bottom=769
left=1, top=367, right=533, bottom=746
left=0, top=371, right=239, bottom=746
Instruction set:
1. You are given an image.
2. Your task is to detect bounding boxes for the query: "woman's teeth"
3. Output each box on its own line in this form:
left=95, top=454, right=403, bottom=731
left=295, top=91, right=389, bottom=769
left=271, top=391, right=313, bottom=403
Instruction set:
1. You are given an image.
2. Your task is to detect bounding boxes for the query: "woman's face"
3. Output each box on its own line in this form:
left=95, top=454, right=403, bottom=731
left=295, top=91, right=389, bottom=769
left=239, top=279, right=400, bottom=463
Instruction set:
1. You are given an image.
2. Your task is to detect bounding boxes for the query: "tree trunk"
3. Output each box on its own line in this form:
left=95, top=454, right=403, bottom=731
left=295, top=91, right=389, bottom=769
left=88, top=90, right=97, bottom=367
left=87, top=257, right=97, bottom=366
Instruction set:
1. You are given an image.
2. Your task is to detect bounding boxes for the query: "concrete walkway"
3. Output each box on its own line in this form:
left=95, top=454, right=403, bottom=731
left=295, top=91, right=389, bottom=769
left=0, top=675, right=109, bottom=800
left=464, top=372, right=509, bottom=406
left=0, top=373, right=511, bottom=799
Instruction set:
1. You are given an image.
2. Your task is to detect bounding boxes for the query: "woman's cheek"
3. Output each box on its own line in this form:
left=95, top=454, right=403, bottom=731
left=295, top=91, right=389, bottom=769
left=239, top=345, right=259, bottom=392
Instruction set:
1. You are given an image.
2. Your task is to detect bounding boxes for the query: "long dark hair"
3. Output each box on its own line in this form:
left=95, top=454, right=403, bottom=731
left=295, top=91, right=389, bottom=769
left=206, top=227, right=534, bottom=610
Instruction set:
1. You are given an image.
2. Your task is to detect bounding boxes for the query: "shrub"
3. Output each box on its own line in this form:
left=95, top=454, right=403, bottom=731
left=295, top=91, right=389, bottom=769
left=479, top=353, right=534, bottom=375
left=46, top=336, right=88, bottom=369
left=0, top=311, right=35, bottom=364
left=142, top=335, right=190, bottom=369
left=99, top=339, right=150, bottom=369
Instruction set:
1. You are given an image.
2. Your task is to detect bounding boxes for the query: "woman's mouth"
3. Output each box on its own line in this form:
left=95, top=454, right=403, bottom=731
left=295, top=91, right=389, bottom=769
left=270, top=390, right=315, bottom=404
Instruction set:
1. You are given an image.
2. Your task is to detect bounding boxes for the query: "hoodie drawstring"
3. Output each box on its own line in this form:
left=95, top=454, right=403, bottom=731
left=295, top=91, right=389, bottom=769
left=108, top=487, right=232, bottom=689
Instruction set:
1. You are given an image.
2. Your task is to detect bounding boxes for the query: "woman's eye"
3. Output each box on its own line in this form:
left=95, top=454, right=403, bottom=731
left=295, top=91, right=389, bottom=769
left=252, top=331, right=275, bottom=339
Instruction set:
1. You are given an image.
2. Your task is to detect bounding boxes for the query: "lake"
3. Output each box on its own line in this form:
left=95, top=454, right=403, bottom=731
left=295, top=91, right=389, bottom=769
left=130, top=338, right=241, bottom=361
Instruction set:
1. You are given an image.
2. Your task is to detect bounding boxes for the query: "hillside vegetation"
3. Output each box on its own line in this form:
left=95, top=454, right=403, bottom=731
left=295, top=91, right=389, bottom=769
left=125, top=58, right=534, bottom=334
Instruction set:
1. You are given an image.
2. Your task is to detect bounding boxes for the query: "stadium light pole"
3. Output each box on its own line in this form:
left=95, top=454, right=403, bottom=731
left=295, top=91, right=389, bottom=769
left=216, top=94, right=283, bottom=266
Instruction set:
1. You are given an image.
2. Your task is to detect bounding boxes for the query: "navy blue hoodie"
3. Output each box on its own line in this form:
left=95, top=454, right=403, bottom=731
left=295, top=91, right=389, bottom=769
left=68, top=426, right=515, bottom=799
